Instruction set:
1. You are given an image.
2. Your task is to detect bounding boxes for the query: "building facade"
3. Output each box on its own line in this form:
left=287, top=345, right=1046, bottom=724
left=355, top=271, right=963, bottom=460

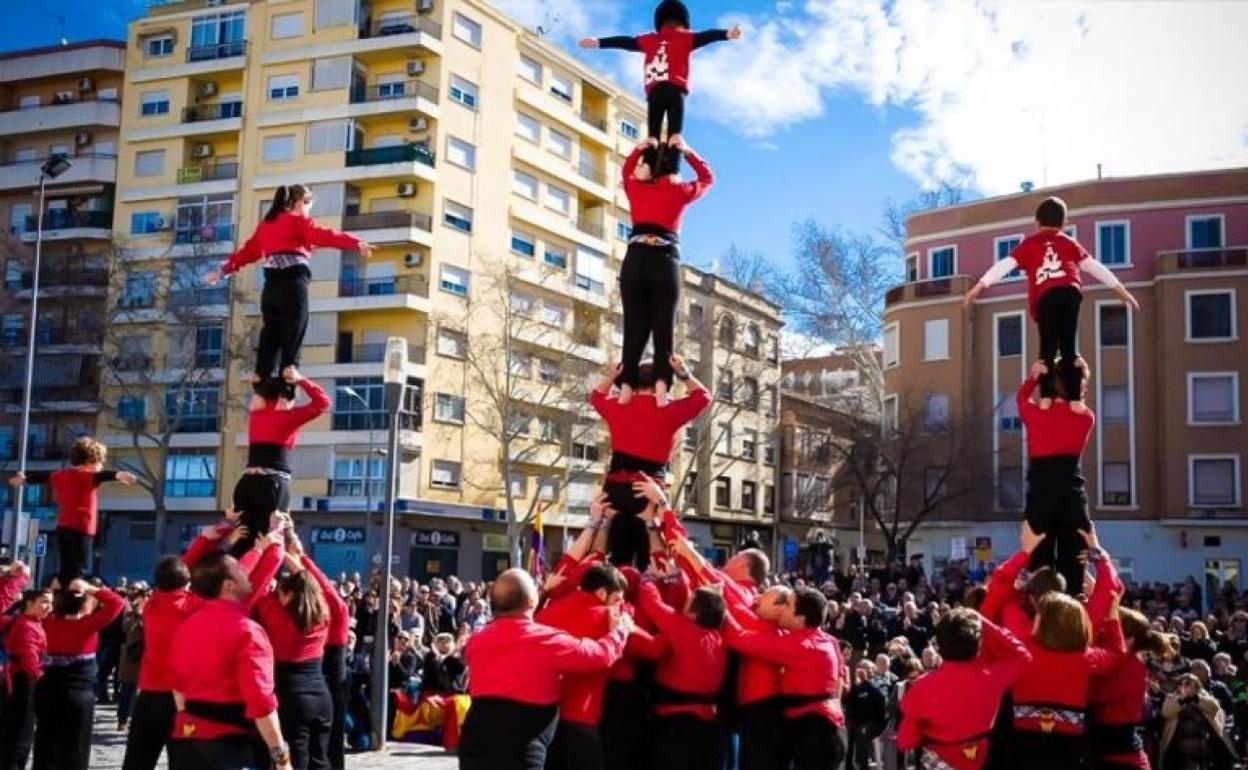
left=885, top=167, right=1248, bottom=589
left=0, top=41, right=126, bottom=528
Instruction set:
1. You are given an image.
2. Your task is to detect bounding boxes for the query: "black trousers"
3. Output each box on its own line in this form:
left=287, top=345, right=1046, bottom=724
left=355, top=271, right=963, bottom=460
left=846, top=720, right=883, bottom=770
left=601, top=680, right=650, bottom=770
left=604, top=481, right=652, bottom=571
left=256, top=264, right=311, bottom=379
left=322, top=646, right=348, bottom=770
left=32, top=679, right=94, bottom=770
left=169, top=736, right=256, bottom=770
left=619, top=241, right=680, bottom=389
left=1025, top=457, right=1092, bottom=596
left=545, top=721, right=603, bottom=770
left=737, top=699, right=786, bottom=770
left=786, top=715, right=846, bottom=770
left=1036, top=286, right=1083, bottom=399
left=648, top=82, right=686, bottom=139
left=229, top=472, right=291, bottom=556
left=459, top=698, right=559, bottom=770
left=122, top=691, right=177, bottom=770
left=650, top=713, right=721, bottom=770
left=278, top=689, right=333, bottom=770
left=1007, top=729, right=1089, bottom=770
left=97, top=644, right=120, bottom=701
left=57, top=527, right=92, bottom=585
left=0, top=673, right=35, bottom=770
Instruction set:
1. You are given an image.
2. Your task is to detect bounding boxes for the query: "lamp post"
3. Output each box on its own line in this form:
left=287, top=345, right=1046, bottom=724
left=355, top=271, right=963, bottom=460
left=7, top=155, right=71, bottom=554
left=337, top=386, right=379, bottom=514
left=370, top=337, right=407, bottom=751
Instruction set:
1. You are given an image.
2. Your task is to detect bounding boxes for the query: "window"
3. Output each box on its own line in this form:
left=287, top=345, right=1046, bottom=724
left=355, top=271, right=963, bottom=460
left=715, top=477, right=731, bottom=508
left=997, top=314, right=1022, bottom=356
left=682, top=424, right=698, bottom=451
left=511, top=231, right=536, bottom=258
left=1, top=314, right=21, bottom=346
left=508, top=351, right=531, bottom=378
left=449, top=75, right=478, bottom=109
left=312, top=56, right=352, bottom=91
left=567, top=480, right=595, bottom=508
left=994, top=235, right=1023, bottom=280
left=13, top=148, right=36, bottom=162
left=518, top=55, right=542, bottom=84
left=1099, top=305, right=1128, bottom=347
left=764, top=484, right=776, bottom=514
left=1096, top=222, right=1129, bottom=266
left=267, top=74, right=300, bottom=100
left=571, top=441, right=600, bottom=463
left=305, top=120, right=353, bottom=154
left=117, top=396, right=146, bottom=424
left=619, top=119, right=639, bottom=140
left=508, top=412, right=531, bottom=437
left=547, top=129, right=572, bottom=159
left=271, top=11, right=304, bottom=38
left=122, top=271, right=156, bottom=308
left=574, top=247, right=606, bottom=295
left=145, top=35, right=174, bottom=57
left=434, top=393, right=465, bottom=423
left=1187, top=291, right=1235, bottom=341
left=512, top=171, right=539, bottom=200
left=764, top=440, right=776, bottom=465
left=431, top=460, right=462, bottom=489
left=1187, top=215, right=1224, bottom=250
left=164, top=386, right=220, bottom=432
left=742, top=481, right=757, bottom=513
left=883, top=322, right=899, bottom=368
left=1189, top=373, right=1239, bottom=424
left=1102, top=462, right=1132, bottom=506
left=333, top=377, right=384, bottom=430
left=923, top=319, right=949, bottom=361
left=549, top=72, right=573, bottom=102
left=923, top=393, right=949, bottom=432
left=439, top=264, right=470, bottom=296
left=928, top=246, right=956, bottom=279
left=997, top=466, right=1023, bottom=510
left=904, top=253, right=918, bottom=282
left=189, top=10, right=246, bottom=59
left=742, top=430, right=758, bottom=460
left=130, top=211, right=164, bottom=235
left=436, top=328, right=467, bottom=359
left=452, top=12, right=482, bottom=48
left=446, top=136, right=476, bottom=170
left=140, top=90, right=170, bottom=116
left=516, top=113, right=540, bottom=143
left=509, top=292, right=534, bottom=316
left=546, top=185, right=571, bottom=215
left=1190, top=456, right=1240, bottom=507
left=924, top=467, right=946, bottom=502
left=262, top=134, right=296, bottom=163
left=998, top=393, right=1021, bottom=432
left=165, top=451, right=216, bottom=497
left=376, top=76, right=406, bottom=99
left=536, top=417, right=559, bottom=443
left=716, top=422, right=731, bottom=455
left=443, top=200, right=473, bottom=233
left=195, top=324, right=224, bottom=367
left=331, top=456, right=386, bottom=499
left=717, top=370, right=734, bottom=403
left=134, top=149, right=165, bottom=177
left=537, top=357, right=560, bottom=383
left=543, top=246, right=568, bottom=270
left=616, top=220, right=632, bottom=241
left=1101, top=385, right=1129, bottom=424
left=507, top=474, right=527, bottom=498
left=883, top=395, right=899, bottom=433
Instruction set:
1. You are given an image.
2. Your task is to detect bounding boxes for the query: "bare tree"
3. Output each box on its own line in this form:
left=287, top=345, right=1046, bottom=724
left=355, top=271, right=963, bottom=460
left=879, top=183, right=966, bottom=252
left=718, top=244, right=774, bottom=298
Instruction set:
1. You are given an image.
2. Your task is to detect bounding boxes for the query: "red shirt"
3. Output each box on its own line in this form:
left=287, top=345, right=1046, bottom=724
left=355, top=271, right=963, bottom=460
left=592, top=388, right=710, bottom=466
left=1012, top=229, right=1090, bottom=320
left=5, top=615, right=46, bottom=680
left=629, top=28, right=725, bottom=94
left=981, top=549, right=1121, bottom=643
left=637, top=579, right=726, bottom=721
left=721, top=615, right=845, bottom=726
left=463, top=615, right=626, bottom=706
left=1012, top=619, right=1125, bottom=735
left=302, top=555, right=350, bottom=647
left=43, top=587, right=125, bottom=655
left=535, top=590, right=614, bottom=726
left=172, top=598, right=279, bottom=740
left=1089, top=653, right=1150, bottom=768
left=221, top=211, right=362, bottom=275
left=622, top=147, right=713, bottom=235
left=253, top=557, right=330, bottom=663
left=1017, top=378, right=1095, bottom=458
left=248, top=378, right=331, bottom=448
left=138, top=589, right=203, bottom=693
left=897, top=619, right=1031, bottom=769
left=34, top=467, right=120, bottom=536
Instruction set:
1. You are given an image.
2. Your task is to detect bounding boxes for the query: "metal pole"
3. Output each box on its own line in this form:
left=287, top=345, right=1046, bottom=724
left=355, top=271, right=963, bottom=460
left=370, top=380, right=402, bottom=751
left=857, top=498, right=865, bottom=566
left=9, top=173, right=48, bottom=555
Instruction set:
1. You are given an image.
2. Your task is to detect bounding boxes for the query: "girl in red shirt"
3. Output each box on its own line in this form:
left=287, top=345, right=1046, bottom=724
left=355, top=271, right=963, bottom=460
left=582, top=1, right=742, bottom=145
left=205, top=184, right=372, bottom=389
left=0, top=586, right=51, bottom=770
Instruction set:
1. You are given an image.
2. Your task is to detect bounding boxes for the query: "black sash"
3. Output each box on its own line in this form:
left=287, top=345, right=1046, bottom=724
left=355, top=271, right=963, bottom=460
left=184, top=699, right=252, bottom=731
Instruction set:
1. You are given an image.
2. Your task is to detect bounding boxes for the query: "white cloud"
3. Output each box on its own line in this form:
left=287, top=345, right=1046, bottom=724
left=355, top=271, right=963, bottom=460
left=692, top=0, right=1248, bottom=194
left=491, top=0, right=622, bottom=43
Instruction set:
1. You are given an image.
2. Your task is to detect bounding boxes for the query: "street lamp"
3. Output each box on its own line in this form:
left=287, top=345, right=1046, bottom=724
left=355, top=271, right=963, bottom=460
left=370, top=336, right=407, bottom=751
left=6, top=155, right=71, bottom=554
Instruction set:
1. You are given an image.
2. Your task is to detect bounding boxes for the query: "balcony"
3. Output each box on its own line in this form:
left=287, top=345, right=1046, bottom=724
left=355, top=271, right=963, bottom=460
left=174, top=222, right=235, bottom=245
left=359, top=14, right=442, bottom=40
left=580, top=109, right=608, bottom=133
left=332, top=410, right=422, bottom=432
left=350, top=79, right=439, bottom=105
left=1, top=442, right=65, bottom=462
left=169, top=286, right=229, bottom=307
left=110, top=351, right=224, bottom=373
left=18, top=210, right=112, bottom=242
left=0, top=325, right=100, bottom=349
left=577, top=162, right=607, bottom=187
left=884, top=275, right=974, bottom=308
left=341, top=210, right=433, bottom=245
left=186, top=41, right=247, bottom=63
left=335, top=341, right=427, bottom=365
left=0, top=97, right=121, bottom=137
left=337, top=275, right=427, bottom=299
left=9, top=265, right=108, bottom=299
left=346, top=143, right=435, bottom=168
left=177, top=162, right=239, bottom=184
left=576, top=215, right=605, bottom=240
left=1156, top=247, right=1248, bottom=275
left=182, top=102, right=243, bottom=123
left=0, top=153, right=116, bottom=192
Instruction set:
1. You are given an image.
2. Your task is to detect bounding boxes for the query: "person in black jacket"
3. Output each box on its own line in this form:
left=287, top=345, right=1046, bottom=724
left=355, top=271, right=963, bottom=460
left=845, top=660, right=887, bottom=770
left=420, top=634, right=467, bottom=695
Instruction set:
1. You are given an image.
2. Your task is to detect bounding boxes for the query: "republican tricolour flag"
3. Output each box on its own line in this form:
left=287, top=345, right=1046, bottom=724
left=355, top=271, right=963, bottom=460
left=527, top=503, right=546, bottom=579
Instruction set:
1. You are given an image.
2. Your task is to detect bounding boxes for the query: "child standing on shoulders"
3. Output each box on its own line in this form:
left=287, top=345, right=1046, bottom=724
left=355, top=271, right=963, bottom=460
left=964, top=196, right=1139, bottom=406
left=7, top=437, right=137, bottom=583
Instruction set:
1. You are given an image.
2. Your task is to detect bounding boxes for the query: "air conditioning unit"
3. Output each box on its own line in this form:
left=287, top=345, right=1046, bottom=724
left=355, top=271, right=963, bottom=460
left=74, top=131, right=93, bottom=147
left=54, top=91, right=76, bottom=104
left=155, top=217, right=171, bottom=231
left=416, top=0, right=434, bottom=13
left=408, top=116, right=428, bottom=133
left=76, top=77, right=94, bottom=92
left=406, top=60, right=425, bottom=76
left=396, top=182, right=417, bottom=197
left=197, top=81, right=218, bottom=98
left=403, top=251, right=424, bottom=267
left=206, top=0, right=227, bottom=6
left=192, top=143, right=214, bottom=159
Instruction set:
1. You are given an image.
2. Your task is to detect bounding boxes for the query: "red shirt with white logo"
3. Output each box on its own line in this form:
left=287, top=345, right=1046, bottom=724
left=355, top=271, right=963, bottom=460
left=1012, top=229, right=1090, bottom=320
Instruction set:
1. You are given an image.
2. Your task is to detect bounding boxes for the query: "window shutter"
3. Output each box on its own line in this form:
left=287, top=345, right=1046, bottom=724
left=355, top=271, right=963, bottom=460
left=312, top=56, right=352, bottom=91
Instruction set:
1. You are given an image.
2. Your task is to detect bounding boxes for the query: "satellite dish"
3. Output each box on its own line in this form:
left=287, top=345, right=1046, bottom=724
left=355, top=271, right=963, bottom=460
left=1020, top=181, right=1035, bottom=192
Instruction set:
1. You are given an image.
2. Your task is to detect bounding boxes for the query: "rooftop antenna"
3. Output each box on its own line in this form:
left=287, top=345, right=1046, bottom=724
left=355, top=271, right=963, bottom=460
left=1096, top=163, right=1103, bottom=180
left=535, top=10, right=560, bottom=37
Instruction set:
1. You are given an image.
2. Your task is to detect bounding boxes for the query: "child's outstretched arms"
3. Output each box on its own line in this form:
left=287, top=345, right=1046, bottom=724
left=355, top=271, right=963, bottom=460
left=580, top=35, right=641, bottom=51
left=692, top=24, right=743, bottom=49
left=963, top=257, right=1019, bottom=307
left=1080, top=258, right=1141, bottom=311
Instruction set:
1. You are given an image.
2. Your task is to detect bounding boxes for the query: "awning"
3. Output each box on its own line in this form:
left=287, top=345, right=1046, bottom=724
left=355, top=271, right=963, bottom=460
left=47, top=184, right=107, bottom=197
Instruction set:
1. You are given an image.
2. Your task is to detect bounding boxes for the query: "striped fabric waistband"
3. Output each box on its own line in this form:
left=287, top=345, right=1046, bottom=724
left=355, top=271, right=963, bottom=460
left=263, top=252, right=310, bottom=270
left=629, top=234, right=676, bottom=247
left=44, top=653, right=95, bottom=667
left=921, top=750, right=960, bottom=770
left=1014, top=704, right=1085, bottom=733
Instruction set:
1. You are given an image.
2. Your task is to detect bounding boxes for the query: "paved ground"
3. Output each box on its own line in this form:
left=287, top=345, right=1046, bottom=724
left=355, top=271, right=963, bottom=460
left=90, top=704, right=457, bottom=769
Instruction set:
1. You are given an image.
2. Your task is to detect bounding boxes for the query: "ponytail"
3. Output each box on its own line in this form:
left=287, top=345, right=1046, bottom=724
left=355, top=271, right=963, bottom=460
left=280, top=570, right=327, bottom=633
left=1120, top=607, right=1180, bottom=659
left=263, top=184, right=310, bottom=222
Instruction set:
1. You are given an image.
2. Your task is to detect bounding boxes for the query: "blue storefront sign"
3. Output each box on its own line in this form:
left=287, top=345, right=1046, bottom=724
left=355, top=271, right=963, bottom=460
left=411, top=529, right=459, bottom=548
left=311, top=527, right=367, bottom=578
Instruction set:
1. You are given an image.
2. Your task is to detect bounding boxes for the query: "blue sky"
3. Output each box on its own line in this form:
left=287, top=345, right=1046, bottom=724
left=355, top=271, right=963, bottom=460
left=5, top=0, right=1246, bottom=276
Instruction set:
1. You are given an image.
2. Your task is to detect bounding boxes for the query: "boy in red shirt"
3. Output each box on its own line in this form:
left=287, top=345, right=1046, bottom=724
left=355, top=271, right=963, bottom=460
left=9, top=437, right=136, bottom=584
left=582, top=1, right=742, bottom=145
left=965, top=196, right=1140, bottom=404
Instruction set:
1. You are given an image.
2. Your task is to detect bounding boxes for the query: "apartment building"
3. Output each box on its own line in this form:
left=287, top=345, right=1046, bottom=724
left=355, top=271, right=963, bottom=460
left=0, top=41, right=125, bottom=527
left=884, top=167, right=1248, bottom=588
left=96, top=0, right=773, bottom=580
